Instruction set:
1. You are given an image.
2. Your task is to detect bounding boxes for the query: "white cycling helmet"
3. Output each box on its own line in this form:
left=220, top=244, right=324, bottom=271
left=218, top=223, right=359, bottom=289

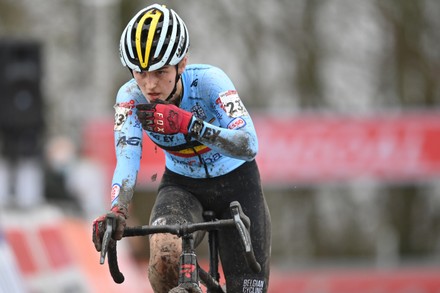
left=119, top=4, right=190, bottom=72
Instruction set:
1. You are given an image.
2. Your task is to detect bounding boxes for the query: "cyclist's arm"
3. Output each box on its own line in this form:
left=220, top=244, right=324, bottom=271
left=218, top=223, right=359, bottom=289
left=110, top=82, right=145, bottom=209
left=189, top=69, right=258, bottom=161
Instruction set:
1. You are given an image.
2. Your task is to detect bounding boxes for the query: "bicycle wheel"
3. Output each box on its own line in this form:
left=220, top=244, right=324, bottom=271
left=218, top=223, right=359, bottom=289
left=168, top=287, right=188, bottom=293
left=169, top=283, right=203, bottom=293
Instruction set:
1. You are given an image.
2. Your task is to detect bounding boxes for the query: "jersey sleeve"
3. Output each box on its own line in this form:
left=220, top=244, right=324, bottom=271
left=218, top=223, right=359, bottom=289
left=189, top=67, right=258, bottom=161
left=110, top=81, right=145, bottom=209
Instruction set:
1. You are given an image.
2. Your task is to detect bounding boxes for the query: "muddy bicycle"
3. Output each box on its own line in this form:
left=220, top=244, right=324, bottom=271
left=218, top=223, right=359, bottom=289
left=99, top=201, right=261, bottom=292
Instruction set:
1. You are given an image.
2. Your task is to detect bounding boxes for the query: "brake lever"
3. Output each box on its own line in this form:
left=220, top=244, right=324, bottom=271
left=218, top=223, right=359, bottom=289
left=230, top=201, right=261, bottom=273
left=100, top=213, right=116, bottom=265
left=230, top=202, right=252, bottom=252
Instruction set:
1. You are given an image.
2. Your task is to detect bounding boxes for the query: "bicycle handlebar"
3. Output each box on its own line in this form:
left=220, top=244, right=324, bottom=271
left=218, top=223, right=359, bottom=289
left=99, top=213, right=125, bottom=283
left=101, top=201, right=261, bottom=284
left=107, top=237, right=124, bottom=283
left=123, top=219, right=235, bottom=237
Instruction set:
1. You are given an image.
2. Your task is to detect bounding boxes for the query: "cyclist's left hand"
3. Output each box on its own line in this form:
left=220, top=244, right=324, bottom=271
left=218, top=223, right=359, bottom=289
left=137, top=103, right=193, bottom=135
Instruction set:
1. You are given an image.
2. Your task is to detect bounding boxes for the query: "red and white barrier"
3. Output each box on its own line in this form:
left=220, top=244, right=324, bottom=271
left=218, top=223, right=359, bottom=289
left=0, top=205, right=152, bottom=293
left=269, top=268, right=440, bottom=293
left=0, top=230, right=26, bottom=293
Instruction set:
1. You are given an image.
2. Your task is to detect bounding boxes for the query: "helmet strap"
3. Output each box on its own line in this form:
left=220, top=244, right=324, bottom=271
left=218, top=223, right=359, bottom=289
left=165, top=65, right=181, bottom=103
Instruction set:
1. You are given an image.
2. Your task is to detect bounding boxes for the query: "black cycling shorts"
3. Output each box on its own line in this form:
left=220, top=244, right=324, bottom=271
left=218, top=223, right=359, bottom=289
left=149, top=160, right=271, bottom=292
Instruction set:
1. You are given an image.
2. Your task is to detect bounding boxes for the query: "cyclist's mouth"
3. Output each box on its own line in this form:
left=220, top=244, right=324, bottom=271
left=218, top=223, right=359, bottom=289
left=148, top=93, right=161, bottom=100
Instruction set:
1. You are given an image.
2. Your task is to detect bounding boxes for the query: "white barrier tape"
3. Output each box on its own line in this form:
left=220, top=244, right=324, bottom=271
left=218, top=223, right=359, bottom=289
left=0, top=233, right=27, bottom=293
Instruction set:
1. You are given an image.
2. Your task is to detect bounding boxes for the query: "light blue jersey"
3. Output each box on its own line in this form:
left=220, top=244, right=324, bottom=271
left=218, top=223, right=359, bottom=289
left=110, top=64, right=258, bottom=207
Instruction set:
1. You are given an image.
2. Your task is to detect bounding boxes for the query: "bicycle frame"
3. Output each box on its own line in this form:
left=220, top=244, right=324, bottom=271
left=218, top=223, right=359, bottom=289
left=175, top=234, right=203, bottom=293
left=99, top=201, right=261, bottom=292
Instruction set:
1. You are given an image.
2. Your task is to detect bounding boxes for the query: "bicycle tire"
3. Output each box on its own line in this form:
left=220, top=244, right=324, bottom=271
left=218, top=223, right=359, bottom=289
left=168, top=287, right=188, bottom=293
left=169, top=283, right=203, bottom=293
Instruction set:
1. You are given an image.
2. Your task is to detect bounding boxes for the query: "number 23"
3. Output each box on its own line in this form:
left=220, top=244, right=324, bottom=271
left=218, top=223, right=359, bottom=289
left=225, top=100, right=244, bottom=116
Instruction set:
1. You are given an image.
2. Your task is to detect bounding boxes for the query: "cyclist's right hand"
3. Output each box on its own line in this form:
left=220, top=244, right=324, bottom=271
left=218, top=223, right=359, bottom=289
left=92, top=205, right=128, bottom=252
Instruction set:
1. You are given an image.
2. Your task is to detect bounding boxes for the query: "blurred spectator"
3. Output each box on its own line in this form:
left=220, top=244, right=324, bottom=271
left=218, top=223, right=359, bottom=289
left=44, top=136, right=107, bottom=219
left=43, top=136, right=81, bottom=212
left=0, top=156, right=44, bottom=209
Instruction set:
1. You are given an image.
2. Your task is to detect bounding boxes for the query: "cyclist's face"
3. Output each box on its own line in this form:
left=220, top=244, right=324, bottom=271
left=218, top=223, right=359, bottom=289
left=133, top=57, right=187, bottom=103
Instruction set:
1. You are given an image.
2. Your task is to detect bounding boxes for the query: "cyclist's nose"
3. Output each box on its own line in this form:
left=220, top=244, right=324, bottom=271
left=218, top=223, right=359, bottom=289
left=145, top=72, right=159, bottom=85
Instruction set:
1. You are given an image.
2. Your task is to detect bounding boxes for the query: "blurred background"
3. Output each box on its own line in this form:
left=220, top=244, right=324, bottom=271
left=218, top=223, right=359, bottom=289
left=1, top=0, right=440, bottom=292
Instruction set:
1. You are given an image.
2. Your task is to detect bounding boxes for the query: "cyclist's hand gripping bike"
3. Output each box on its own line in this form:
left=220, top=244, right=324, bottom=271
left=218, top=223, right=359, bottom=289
left=99, top=201, right=261, bottom=293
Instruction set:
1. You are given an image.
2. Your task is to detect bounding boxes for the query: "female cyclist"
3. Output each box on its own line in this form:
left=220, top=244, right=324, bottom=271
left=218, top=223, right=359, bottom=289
left=92, top=4, right=271, bottom=292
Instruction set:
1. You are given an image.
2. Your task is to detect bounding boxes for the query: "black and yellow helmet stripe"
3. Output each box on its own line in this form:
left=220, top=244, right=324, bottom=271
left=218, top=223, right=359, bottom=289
left=135, top=9, right=162, bottom=69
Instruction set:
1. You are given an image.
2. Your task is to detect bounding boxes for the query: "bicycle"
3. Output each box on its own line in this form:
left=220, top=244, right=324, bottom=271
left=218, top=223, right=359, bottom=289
left=99, top=201, right=261, bottom=293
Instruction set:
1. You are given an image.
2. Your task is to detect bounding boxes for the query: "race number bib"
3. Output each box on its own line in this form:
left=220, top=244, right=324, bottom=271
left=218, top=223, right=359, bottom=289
left=114, top=101, right=135, bottom=131
left=218, top=90, right=248, bottom=118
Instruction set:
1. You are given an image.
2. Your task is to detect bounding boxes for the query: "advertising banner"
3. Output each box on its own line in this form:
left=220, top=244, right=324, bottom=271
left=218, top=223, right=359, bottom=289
left=254, top=112, right=440, bottom=186
left=83, top=111, right=440, bottom=187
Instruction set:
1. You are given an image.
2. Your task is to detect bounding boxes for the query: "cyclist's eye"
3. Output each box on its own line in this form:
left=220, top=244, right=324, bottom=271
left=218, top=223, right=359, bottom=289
left=133, top=70, right=146, bottom=76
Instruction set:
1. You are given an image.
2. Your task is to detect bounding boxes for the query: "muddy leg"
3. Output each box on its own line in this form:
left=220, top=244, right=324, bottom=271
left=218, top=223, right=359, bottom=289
left=148, top=233, right=182, bottom=293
